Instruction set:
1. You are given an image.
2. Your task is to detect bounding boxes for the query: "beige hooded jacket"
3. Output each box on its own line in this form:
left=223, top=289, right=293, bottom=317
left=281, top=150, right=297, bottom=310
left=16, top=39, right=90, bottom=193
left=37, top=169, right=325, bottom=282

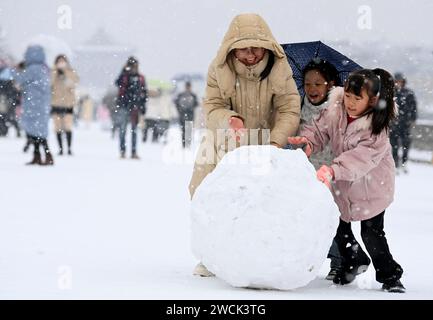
left=189, top=13, right=301, bottom=198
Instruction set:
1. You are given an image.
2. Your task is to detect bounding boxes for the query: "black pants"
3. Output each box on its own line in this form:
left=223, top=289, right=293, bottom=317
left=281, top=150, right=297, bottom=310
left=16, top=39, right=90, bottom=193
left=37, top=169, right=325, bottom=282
left=119, top=108, right=139, bottom=154
left=179, top=115, right=193, bottom=148
left=334, top=211, right=403, bottom=283
left=327, top=239, right=342, bottom=269
left=0, top=114, right=7, bottom=136
left=390, top=125, right=412, bottom=168
left=28, top=135, right=51, bottom=155
left=143, top=119, right=158, bottom=142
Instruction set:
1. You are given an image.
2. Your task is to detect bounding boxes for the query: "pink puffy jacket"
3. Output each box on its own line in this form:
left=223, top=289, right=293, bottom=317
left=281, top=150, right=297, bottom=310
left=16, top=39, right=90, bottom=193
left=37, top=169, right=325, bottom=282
left=301, top=87, right=395, bottom=222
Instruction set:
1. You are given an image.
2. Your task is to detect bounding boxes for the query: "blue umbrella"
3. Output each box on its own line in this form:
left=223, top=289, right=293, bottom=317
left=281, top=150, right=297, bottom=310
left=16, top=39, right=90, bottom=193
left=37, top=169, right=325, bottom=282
left=281, top=41, right=362, bottom=97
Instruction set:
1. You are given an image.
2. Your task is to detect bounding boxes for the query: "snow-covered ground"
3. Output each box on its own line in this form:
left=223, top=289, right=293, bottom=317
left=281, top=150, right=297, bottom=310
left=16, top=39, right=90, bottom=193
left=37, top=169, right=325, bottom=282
left=0, top=123, right=432, bottom=299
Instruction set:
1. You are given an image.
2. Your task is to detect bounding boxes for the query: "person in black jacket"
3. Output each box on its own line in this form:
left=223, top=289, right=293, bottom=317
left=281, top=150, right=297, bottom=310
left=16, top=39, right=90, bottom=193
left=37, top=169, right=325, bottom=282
left=389, top=72, right=417, bottom=173
left=115, top=57, right=148, bottom=159
left=0, top=68, right=21, bottom=137
left=174, top=81, right=198, bottom=148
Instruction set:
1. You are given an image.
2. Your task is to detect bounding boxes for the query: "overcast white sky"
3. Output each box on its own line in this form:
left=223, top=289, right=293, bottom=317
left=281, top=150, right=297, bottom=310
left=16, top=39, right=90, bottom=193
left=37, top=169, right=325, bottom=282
left=1, top=0, right=432, bottom=79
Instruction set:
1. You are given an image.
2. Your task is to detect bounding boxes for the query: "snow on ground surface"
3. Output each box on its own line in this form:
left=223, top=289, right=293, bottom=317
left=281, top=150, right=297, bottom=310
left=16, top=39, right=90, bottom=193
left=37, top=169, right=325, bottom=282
left=0, top=123, right=432, bottom=299
left=409, top=149, right=432, bottom=163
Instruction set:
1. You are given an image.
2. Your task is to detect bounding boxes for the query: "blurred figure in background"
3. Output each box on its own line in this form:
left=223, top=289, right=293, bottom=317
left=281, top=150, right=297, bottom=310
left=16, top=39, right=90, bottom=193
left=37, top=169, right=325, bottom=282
left=11, top=45, right=54, bottom=165
left=143, top=87, right=176, bottom=144
left=0, top=67, right=21, bottom=137
left=174, top=81, right=198, bottom=148
left=390, top=72, right=418, bottom=174
left=102, top=87, right=121, bottom=138
left=115, top=56, right=147, bottom=159
left=78, top=94, right=94, bottom=128
left=20, top=61, right=32, bottom=152
left=51, top=54, right=79, bottom=155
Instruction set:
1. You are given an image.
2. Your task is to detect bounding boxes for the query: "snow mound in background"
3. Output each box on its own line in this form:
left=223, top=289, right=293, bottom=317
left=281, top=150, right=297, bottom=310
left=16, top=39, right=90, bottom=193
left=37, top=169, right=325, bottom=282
left=191, top=145, right=340, bottom=290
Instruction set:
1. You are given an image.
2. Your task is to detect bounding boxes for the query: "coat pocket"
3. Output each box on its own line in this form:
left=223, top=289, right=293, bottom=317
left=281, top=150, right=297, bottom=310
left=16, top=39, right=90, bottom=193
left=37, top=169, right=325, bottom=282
left=347, top=179, right=369, bottom=207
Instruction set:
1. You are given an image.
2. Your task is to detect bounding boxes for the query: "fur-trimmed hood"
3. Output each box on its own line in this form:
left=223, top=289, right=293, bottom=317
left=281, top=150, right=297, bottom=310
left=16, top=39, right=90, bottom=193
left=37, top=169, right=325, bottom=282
left=211, top=13, right=294, bottom=99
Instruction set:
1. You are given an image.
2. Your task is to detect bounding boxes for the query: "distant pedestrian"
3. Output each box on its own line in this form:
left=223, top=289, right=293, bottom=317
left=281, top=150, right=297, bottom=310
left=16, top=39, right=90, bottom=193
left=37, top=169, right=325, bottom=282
left=389, top=72, right=417, bottom=174
left=12, top=45, right=54, bottom=165
left=115, top=56, right=148, bottom=159
left=174, top=81, right=199, bottom=148
left=51, top=54, right=79, bottom=155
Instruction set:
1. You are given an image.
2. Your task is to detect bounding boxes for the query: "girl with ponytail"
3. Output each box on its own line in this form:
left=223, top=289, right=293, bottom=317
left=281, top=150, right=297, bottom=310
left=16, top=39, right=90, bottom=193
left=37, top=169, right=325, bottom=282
left=344, top=68, right=396, bottom=135
left=287, top=68, right=405, bottom=293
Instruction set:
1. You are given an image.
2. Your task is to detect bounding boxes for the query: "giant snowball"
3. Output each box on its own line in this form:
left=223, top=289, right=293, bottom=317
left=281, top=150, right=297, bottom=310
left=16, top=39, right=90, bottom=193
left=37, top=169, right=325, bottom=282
left=191, top=145, right=340, bottom=290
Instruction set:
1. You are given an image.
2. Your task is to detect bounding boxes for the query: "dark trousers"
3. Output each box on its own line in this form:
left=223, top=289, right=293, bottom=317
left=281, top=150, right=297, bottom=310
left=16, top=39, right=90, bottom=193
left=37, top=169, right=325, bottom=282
left=0, top=112, right=20, bottom=136
left=179, top=114, right=193, bottom=148
left=28, top=135, right=51, bottom=155
left=119, top=108, right=139, bottom=154
left=8, top=118, right=21, bottom=136
left=327, top=239, right=342, bottom=270
left=143, top=119, right=170, bottom=143
left=143, top=119, right=158, bottom=142
left=390, top=125, right=412, bottom=168
left=333, top=212, right=403, bottom=283
left=0, top=115, right=7, bottom=136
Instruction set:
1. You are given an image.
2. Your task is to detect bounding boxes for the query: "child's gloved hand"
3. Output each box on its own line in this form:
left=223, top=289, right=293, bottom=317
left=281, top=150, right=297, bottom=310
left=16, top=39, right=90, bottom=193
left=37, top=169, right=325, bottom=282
left=287, top=136, right=312, bottom=157
left=316, top=165, right=335, bottom=188
left=229, top=117, right=246, bottom=142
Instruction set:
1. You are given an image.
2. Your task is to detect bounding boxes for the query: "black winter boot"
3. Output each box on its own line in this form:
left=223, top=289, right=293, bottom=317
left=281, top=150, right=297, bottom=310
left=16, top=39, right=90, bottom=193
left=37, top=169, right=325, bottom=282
left=43, top=151, right=54, bottom=166
left=56, top=132, right=63, bottom=155
left=326, top=267, right=341, bottom=281
left=382, top=279, right=406, bottom=293
left=333, top=244, right=371, bottom=285
left=41, top=139, right=54, bottom=165
left=66, top=131, right=72, bottom=155
left=26, top=152, right=42, bottom=165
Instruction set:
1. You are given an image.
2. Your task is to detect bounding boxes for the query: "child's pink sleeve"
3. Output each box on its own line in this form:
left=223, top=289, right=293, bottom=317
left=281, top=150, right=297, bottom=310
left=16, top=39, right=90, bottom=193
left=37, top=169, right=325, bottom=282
left=300, top=109, right=331, bottom=154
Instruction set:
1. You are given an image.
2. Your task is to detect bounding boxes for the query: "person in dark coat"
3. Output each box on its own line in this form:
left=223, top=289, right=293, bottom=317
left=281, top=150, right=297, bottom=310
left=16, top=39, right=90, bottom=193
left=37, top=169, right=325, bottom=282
left=102, top=88, right=121, bottom=139
left=174, top=81, right=199, bottom=148
left=11, top=45, right=54, bottom=165
left=0, top=68, right=21, bottom=137
left=389, top=72, right=417, bottom=173
left=115, top=57, right=147, bottom=159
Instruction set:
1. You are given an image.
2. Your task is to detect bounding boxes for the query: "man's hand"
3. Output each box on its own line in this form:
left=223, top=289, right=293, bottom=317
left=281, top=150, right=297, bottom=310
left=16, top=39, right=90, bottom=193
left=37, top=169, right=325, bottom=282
left=229, top=117, right=246, bottom=142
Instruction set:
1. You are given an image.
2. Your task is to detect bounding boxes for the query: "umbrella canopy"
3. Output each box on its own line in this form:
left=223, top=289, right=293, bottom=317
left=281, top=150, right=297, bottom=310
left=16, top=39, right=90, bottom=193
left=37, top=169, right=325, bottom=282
left=148, top=78, right=175, bottom=91
left=281, top=41, right=362, bottom=97
left=25, top=34, right=73, bottom=66
left=171, top=73, right=204, bottom=83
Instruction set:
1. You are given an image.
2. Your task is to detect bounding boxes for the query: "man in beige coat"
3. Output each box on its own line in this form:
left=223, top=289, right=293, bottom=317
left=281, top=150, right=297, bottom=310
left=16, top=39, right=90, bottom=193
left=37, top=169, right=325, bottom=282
left=191, top=13, right=301, bottom=276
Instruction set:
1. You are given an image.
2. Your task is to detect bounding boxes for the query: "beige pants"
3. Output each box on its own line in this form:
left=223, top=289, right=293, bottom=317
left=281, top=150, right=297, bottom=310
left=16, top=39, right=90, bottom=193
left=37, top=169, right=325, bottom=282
left=53, top=114, right=74, bottom=132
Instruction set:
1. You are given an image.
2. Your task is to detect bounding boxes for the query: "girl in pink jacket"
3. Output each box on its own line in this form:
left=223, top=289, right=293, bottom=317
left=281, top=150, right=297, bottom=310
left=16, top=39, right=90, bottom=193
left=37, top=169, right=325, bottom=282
left=288, top=68, right=404, bottom=293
